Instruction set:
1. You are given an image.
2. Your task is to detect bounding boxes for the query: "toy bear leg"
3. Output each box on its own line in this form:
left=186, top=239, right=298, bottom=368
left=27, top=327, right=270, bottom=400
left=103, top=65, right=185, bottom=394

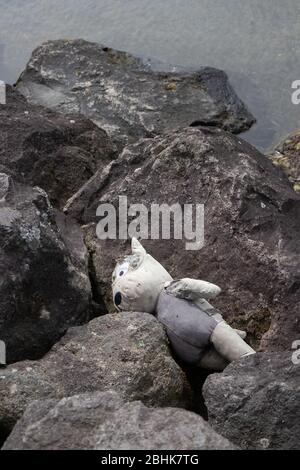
left=198, top=347, right=229, bottom=371
left=210, top=321, right=255, bottom=362
left=234, top=328, right=247, bottom=339
left=209, top=311, right=247, bottom=340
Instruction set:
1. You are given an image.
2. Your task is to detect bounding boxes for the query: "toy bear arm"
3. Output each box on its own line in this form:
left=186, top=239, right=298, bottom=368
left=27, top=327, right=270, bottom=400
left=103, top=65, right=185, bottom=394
left=164, top=278, right=221, bottom=300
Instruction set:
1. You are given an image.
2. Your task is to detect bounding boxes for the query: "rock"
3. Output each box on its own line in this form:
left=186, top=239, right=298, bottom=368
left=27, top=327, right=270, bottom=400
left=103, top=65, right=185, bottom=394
left=0, top=86, right=116, bottom=209
left=269, top=130, right=300, bottom=193
left=16, top=39, right=255, bottom=150
left=3, top=391, right=235, bottom=450
left=0, top=312, right=191, bottom=434
left=65, top=127, right=300, bottom=351
left=203, top=352, right=300, bottom=450
left=0, top=173, right=92, bottom=364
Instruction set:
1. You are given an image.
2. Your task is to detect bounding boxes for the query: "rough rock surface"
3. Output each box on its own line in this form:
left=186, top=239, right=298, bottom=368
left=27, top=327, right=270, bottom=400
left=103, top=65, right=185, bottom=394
left=203, top=352, right=300, bottom=450
left=16, top=39, right=255, bottom=150
left=3, top=391, right=235, bottom=450
left=0, top=173, right=92, bottom=364
left=65, top=127, right=300, bottom=351
left=269, top=130, right=300, bottom=193
left=0, top=85, right=116, bottom=209
left=0, top=312, right=191, bottom=434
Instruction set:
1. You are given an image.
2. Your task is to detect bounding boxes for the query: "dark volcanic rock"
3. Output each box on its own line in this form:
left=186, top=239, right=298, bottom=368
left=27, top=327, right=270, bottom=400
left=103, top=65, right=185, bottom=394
left=0, top=312, right=191, bottom=433
left=3, top=391, right=235, bottom=450
left=16, top=39, right=255, bottom=150
left=65, top=127, right=300, bottom=351
left=0, top=85, right=116, bottom=209
left=269, top=130, right=300, bottom=193
left=203, top=352, right=300, bottom=450
left=0, top=173, right=92, bottom=364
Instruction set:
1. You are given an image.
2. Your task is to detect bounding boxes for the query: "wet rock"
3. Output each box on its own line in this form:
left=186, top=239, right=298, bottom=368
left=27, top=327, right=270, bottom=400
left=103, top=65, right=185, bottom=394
left=0, top=173, right=92, bottom=364
left=203, top=352, right=300, bottom=450
left=0, top=312, right=191, bottom=433
left=269, top=130, right=300, bottom=192
left=0, top=85, right=116, bottom=209
left=3, top=391, right=235, bottom=450
left=65, top=127, right=300, bottom=351
left=16, top=39, right=255, bottom=150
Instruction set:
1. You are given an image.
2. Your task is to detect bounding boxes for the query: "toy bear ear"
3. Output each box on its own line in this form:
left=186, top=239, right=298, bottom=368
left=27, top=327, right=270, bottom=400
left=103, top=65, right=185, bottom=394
left=131, top=237, right=147, bottom=257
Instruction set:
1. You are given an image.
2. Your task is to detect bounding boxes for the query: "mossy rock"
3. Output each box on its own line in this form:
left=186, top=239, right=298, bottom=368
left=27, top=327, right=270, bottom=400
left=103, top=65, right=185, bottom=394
left=229, top=308, right=272, bottom=351
left=269, top=130, right=300, bottom=192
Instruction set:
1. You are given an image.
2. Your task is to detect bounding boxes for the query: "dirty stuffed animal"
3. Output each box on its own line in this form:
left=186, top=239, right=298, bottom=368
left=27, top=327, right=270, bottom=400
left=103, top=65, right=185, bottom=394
left=112, top=238, right=255, bottom=371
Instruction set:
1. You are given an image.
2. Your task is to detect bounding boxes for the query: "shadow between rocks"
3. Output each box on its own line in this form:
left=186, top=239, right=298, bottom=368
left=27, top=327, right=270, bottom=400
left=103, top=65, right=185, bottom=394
left=175, top=359, right=216, bottom=419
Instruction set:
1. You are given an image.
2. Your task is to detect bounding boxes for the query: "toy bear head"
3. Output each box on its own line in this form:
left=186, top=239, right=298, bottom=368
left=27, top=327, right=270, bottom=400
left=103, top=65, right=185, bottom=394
left=112, top=238, right=173, bottom=313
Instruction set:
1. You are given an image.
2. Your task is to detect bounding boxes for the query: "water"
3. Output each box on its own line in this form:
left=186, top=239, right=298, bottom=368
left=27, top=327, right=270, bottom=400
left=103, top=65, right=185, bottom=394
left=1, top=0, right=300, bottom=151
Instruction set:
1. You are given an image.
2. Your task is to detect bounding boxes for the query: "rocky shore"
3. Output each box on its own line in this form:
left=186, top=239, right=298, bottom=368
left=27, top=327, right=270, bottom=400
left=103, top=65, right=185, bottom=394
left=0, top=40, right=299, bottom=450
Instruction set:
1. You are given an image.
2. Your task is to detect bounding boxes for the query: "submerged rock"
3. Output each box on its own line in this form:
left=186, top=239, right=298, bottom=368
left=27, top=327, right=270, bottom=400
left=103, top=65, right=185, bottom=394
left=269, top=130, right=300, bottom=192
left=203, top=352, right=300, bottom=450
left=65, top=127, right=300, bottom=351
left=0, top=312, right=191, bottom=434
left=0, top=86, right=116, bottom=209
left=0, top=173, right=92, bottom=364
left=3, top=391, right=235, bottom=450
left=16, top=39, right=255, bottom=150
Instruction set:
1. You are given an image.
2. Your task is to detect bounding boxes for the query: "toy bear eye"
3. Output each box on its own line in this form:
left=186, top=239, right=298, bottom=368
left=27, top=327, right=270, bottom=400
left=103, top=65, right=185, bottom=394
left=116, top=262, right=129, bottom=278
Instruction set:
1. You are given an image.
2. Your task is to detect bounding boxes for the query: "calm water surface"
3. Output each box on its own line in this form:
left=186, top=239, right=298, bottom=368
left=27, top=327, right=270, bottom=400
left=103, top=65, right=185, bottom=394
left=1, top=0, right=300, bottom=150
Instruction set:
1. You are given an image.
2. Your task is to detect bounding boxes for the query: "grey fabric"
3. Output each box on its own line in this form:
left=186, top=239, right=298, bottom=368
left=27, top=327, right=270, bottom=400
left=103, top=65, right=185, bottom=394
left=156, top=290, right=218, bottom=365
left=193, top=298, right=223, bottom=318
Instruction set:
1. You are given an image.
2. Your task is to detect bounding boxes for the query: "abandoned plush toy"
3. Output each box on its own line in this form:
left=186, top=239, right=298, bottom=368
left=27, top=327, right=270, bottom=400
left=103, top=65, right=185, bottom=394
left=112, top=238, right=255, bottom=370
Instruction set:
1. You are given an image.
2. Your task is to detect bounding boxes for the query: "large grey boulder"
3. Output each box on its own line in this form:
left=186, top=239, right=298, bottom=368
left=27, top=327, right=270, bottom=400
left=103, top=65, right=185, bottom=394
left=64, top=127, right=300, bottom=352
left=0, top=86, right=116, bottom=209
left=3, top=391, right=235, bottom=450
left=0, top=173, right=92, bottom=364
left=203, top=352, right=300, bottom=450
left=16, top=39, right=255, bottom=150
left=0, top=312, right=191, bottom=434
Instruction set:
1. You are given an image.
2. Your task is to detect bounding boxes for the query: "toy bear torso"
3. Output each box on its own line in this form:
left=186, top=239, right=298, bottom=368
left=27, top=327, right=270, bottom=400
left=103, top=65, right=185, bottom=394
left=156, top=290, right=218, bottom=365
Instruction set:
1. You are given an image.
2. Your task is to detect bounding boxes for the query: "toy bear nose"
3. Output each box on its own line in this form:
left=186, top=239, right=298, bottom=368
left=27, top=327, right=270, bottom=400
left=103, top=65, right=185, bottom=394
left=114, top=292, right=122, bottom=306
